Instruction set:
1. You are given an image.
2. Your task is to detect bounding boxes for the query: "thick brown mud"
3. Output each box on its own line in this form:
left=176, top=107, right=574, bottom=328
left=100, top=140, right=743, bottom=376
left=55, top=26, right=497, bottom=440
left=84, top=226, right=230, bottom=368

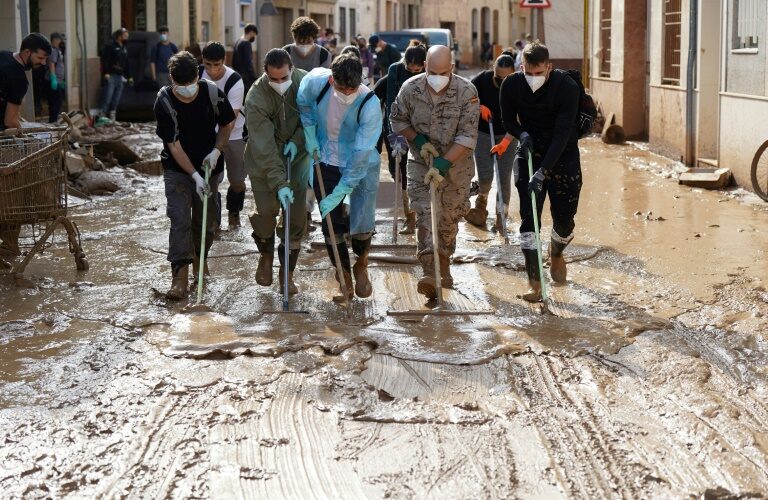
left=1, top=137, right=767, bottom=498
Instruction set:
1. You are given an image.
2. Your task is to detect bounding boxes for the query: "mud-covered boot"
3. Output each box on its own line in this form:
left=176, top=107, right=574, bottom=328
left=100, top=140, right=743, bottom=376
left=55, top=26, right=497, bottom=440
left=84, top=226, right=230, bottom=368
left=277, top=246, right=300, bottom=295
left=491, top=211, right=507, bottom=234
left=399, top=190, right=416, bottom=235
left=351, top=237, right=372, bottom=298
left=417, top=254, right=438, bottom=299
left=465, top=193, right=489, bottom=228
left=549, top=238, right=569, bottom=283
left=166, top=263, right=189, bottom=301
left=189, top=256, right=210, bottom=291
left=228, top=212, right=241, bottom=229
left=439, top=254, right=454, bottom=288
left=326, top=242, right=353, bottom=303
left=520, top=249, right=543, bottom=303
left=254, top=235, right=275, bottom=286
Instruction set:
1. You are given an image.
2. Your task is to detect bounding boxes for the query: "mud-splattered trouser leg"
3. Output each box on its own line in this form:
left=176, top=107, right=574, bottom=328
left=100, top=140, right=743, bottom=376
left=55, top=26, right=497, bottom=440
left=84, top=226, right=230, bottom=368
left=312, top=163, right=352, bottom=271
left=407, top=157, right=474, bottom=257
left=224, top=139, right=247, bottom=214
left=514, top=148, right=582, bottom=279
left=164, top=168, right=221, bottom=267
left=248, top=155, right=310, bottom=251
left=474, top=130, right=516, bottom=208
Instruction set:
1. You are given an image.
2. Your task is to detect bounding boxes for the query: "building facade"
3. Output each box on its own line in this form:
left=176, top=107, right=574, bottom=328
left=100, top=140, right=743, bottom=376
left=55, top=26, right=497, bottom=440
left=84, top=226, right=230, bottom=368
left=588, top=0, right=768, bottom=190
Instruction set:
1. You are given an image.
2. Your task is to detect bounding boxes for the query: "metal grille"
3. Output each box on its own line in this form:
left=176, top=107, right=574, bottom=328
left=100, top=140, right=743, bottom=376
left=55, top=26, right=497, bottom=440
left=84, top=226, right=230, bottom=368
left=662, top=0, right=682, bottom=85
left=599, top=0, right=612, bottom=77
left=0, top=133, right=68, bottom=224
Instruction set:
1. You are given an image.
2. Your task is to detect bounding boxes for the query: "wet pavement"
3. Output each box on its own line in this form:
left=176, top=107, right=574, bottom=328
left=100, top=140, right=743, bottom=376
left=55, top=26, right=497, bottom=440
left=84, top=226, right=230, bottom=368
left=1, top=137, right=767, bottom=498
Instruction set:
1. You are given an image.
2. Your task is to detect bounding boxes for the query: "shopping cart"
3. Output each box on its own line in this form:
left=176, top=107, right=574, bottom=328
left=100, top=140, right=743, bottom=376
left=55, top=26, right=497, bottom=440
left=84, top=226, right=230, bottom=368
left=0, top=125, right=88, bottom=287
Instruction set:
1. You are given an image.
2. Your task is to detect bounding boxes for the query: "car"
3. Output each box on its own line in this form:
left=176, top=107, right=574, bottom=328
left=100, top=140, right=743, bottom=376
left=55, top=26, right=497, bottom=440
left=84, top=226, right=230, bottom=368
left=371, top=30, right=429, bottom=57
left=402, top=28, right=458, bottom=64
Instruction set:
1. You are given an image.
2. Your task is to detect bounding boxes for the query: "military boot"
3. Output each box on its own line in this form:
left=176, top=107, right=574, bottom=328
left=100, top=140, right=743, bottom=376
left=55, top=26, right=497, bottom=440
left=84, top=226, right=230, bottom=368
left=254, top=235, right=275, bottom=286
left=399, top=190, right=416, bottom=235
left=439, top=253, right=454, bottom=288
left=326, top=241, right=353, bottom=303
left=351, top=237, right=373, bottom=298
left=520, top=249, right=543, bottom=303
left=465, top=193, right=489, bottom=228
left=277, top=246, right=300, bottom=295
left=166, top=263, right=189, bottom=301
left=417, top=254, right=438, bottom=299
left=549, top=238, right=569, bottom=283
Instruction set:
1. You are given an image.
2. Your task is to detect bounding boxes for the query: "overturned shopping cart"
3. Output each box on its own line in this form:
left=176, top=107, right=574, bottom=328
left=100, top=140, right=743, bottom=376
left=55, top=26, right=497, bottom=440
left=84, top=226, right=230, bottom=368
left=0, top=126, right=88, bottom=287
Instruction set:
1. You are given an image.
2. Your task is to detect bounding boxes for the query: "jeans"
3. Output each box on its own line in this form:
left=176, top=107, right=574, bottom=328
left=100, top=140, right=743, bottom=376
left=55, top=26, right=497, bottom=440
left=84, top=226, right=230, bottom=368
left=48, top=87, right=65, bottom=123
left=99, top=75, right=124, bottom=115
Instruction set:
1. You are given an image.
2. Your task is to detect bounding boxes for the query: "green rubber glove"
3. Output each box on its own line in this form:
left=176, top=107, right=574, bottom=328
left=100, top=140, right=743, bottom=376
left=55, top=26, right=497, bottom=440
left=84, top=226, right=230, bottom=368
left=433, top=157, right=452, bottom=176
left=277, top=186, right=294, bottom=209
left=304, top=125, right=320, bottom=159
left=50, top=74, right=58, bottom=91
left=319, top=183, right=353, bottom=218
left=283, top=141, right=297, bottom=161
left=413, top=134, right=429, bottom=149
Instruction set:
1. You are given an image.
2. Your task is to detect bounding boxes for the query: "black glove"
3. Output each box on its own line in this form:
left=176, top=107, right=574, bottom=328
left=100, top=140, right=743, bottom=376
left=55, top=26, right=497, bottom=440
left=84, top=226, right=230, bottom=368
left=528, top=169, right=545, bottom=198
left=519, top=131, right=534, bottom=156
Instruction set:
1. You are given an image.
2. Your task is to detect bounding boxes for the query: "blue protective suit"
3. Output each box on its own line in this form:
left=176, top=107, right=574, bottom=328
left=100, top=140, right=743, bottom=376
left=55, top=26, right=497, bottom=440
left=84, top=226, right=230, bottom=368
left=297, top=68, right=383, bottom=235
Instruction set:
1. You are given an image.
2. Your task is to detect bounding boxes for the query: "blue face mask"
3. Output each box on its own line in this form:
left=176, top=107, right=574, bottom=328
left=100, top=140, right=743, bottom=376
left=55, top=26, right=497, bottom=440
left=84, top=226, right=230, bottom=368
left=175, top=82, right=199, bottom=98
left=160, top=34, right=168, bottom=42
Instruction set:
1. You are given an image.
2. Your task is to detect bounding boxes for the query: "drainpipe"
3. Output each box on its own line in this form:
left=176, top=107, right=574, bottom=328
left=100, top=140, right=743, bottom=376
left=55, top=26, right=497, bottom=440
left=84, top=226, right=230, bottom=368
left=582, top=0, right=589, bottom=88
left=76, top=0, right=89, bottom=115
left=685, top=0, right=698, bottom=167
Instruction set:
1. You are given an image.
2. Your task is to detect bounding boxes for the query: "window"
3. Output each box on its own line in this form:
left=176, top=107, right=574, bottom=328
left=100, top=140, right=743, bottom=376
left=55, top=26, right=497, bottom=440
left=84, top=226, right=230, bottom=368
left=733, top=0, right=761, bottom=51
left=662, top=0, right=682, bottom=85
left=350, top=8, right=356, bottom=38
left=156, top=0, right=167, bottom=30
left=239, top=3, right=252, bottom=27
left=339, top=7, right=346, bottom=41
left=599, top=0, right=612, bottom=77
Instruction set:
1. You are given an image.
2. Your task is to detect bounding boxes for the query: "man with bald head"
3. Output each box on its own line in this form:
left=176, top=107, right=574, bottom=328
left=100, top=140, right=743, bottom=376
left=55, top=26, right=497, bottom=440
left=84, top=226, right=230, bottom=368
left=390, top=45, right=479, bottom=299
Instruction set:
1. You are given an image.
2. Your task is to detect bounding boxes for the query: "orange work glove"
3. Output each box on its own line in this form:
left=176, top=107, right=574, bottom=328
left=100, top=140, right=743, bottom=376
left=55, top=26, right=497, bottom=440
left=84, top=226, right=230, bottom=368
left=490, top=136, right=512, bottom=157
left=479, top=105, right=493, bottom=123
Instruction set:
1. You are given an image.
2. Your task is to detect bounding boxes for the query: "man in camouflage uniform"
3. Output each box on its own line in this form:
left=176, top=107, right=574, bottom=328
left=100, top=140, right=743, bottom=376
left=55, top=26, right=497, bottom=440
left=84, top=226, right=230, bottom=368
left=390, top=45, right=479, bottom=299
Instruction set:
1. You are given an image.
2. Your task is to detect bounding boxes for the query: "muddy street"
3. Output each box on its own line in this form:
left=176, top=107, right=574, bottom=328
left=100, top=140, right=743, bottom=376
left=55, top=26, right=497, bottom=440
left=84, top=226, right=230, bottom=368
left=1, top=137, right=767, bottom=498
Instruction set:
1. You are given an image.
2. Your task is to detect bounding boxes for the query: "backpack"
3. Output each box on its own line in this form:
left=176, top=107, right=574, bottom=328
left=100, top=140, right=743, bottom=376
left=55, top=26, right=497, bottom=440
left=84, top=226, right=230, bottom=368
left=550, top=69, right=597, bottom=139
left=316, top=79, right=376, bottom=124
left=196, top=66, right=249, bottom=140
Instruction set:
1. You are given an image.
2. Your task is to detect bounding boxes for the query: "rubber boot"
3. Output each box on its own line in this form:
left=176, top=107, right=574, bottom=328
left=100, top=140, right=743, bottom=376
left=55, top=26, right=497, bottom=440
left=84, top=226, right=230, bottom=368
left=549, top=238, right=569, bottom=283
left=439, top=254, right=454, bottom=288
left=189, top=255, right=210, bottom=292
left=520, top=249, right=543, bottom=303
left=399, top=190, right=416, bottom=235
left=226, top=188, right=245, bottom=229
left=255, top=235, right=275, bottom=286
left=228, top=212, right=241, bottom=229
left=351, top=237, right=372, bottom=298
left=277, top=246, right=300, bottom=295
left=108, top=110, right=116, bottom=123
left=417, top=254, right=438, bottom=299
left=326, top=242, right=353, bottom=303
left=465, top=193, right=489, bottom=228
left=166, top=263, right=189, bottom=301
left=491, top=211, right=506, bottom=234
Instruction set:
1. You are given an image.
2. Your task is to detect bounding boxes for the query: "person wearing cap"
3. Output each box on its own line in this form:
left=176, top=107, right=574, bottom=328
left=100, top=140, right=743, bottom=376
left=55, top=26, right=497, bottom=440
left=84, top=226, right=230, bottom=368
left=369, top=35, right=401, bottom=82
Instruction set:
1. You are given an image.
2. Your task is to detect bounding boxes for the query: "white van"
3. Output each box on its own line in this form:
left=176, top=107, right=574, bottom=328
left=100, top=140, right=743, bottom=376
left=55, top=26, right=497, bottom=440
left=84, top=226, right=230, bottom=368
left=403, top=28, right=458, bottom=64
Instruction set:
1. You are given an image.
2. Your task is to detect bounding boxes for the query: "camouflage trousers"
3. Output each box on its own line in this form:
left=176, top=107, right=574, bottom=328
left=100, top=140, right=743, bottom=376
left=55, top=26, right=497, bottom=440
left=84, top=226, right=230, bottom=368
left=406, top=156, right=474, bottom=258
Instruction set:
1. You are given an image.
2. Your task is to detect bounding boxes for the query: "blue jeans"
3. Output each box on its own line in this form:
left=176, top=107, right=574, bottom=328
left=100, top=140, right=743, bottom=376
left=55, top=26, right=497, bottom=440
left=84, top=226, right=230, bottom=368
left=99, top=75, right=124, bottom=114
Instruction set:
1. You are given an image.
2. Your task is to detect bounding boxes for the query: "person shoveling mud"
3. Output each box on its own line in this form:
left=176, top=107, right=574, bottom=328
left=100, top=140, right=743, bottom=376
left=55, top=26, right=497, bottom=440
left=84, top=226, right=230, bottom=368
left=297, top=54, right=382, bottom=303
left=153, top=51, right=235, bottom=300
left=495, top=41, right=592, bottom=302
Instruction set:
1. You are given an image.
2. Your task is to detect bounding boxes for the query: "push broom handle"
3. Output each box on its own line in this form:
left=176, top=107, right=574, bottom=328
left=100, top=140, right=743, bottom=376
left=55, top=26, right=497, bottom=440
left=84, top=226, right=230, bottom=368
left=196, top=162, right=211, bottom=305
left=283, top=155, right=292, bottom=311
left=487, top=121, right=509, bottom=244
left=527, top=151, right=548, bottom=302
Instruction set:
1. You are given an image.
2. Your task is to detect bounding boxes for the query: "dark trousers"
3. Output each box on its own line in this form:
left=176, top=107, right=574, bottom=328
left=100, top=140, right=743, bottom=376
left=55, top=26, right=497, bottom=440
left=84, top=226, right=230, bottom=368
left=376, top=132, right=408, bottom=190
left=515, top=147, right=582, bottom=248
left=312, top=163, right=348, bottom=244
left=48, top=87, right=64, bottom=123
left=163, top=169, right=221, bottom=266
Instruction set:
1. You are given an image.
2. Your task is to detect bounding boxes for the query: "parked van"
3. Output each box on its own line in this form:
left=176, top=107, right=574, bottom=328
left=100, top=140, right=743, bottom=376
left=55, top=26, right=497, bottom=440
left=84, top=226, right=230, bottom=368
left=403, top=28, right=457, bottom=63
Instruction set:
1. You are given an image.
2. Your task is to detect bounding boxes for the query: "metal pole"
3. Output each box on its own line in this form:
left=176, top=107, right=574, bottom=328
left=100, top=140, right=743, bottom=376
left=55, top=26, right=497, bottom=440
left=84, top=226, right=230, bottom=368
left=685, top=0, right=699, bottom=167
left=282, top=156, right=292, bottom=310
left=428, top=157, right=443, bottom=307
left=583, top=0, right=589, bottom=88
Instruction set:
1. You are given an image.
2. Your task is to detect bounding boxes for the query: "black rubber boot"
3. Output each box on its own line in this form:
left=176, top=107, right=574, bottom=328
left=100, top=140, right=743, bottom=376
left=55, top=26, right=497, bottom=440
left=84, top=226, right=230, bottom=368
left=277, top=246, right=300, bottom=295
left=325, top=241, right=353, bottom=302
left=521, top=249, right=542, bottom=303
left=226, top=187, right=246, bottom=213
left=351, top=237, right=372, bottom=298
left=549, top=238, right=569, bottom=283
left=255, top=235, right=275, bottom=286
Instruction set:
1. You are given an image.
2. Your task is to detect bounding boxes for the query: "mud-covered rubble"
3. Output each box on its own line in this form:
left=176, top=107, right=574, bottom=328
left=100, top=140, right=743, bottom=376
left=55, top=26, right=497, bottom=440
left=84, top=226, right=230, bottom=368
left=1, top=136, right=768, bottom=498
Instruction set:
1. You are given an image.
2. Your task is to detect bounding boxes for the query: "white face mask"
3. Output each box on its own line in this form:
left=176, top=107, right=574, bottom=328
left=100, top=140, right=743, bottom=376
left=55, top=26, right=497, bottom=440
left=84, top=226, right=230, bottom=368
left=427, top=74, right=450, bottom=92
left=525, top=74, right=547, bottom=93
left=269, top=77, right=293, bottom=96
left=175, top=82, right=199, bottom=98
left=296, top=44, right=313, bottom=56
left=333, top=89, right=358, bottom=105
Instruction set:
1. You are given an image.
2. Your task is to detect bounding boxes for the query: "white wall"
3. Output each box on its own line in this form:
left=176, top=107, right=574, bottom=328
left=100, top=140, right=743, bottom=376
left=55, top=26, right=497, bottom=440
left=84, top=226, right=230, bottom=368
left=543, top=1, right=584, bottom=60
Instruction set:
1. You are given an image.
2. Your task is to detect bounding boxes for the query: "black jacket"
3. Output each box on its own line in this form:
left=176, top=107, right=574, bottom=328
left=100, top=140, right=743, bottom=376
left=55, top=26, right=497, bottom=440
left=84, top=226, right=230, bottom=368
left=101, top=41, right=129, bottom=77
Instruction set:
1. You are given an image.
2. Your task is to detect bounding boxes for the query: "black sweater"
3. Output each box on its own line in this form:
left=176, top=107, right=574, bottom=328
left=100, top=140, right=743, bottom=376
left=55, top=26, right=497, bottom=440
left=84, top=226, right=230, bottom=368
left=499, top=70, right=579, bottom=172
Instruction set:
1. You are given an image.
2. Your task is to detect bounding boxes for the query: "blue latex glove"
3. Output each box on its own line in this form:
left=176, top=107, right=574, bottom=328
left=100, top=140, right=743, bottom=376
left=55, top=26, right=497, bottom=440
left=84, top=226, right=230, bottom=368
left=277, top=186, right=294, bottom=209
left=50, top=74, right=58, bottom=91
left=432, top=157, right=452, bottom=176
left=283, top=141, right=297, bottom=161
left=319, top=183, right=354, bottom=218
left=528, top=169, right=546, bottom=197
left=304, top=125, right=320, bottom=159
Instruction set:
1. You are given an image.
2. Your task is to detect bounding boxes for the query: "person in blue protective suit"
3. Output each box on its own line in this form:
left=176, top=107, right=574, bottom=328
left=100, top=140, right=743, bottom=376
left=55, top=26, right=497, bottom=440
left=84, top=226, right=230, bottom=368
left=297, top=53, right=383, bottom=302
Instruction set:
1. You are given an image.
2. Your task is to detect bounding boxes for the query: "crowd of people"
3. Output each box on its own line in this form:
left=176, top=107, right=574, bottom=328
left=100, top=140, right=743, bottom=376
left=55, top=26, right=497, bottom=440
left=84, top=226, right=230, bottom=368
left=0, top=21, right=586, bottom=305
left=151, top=15, right=586, bottom=305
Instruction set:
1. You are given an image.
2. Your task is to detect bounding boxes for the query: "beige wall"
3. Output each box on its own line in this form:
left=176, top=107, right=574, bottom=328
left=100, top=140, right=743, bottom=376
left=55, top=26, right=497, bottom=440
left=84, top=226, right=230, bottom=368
left=718, top=94, right=768, bottom=186
left=543, top=1, right=583, bottom=60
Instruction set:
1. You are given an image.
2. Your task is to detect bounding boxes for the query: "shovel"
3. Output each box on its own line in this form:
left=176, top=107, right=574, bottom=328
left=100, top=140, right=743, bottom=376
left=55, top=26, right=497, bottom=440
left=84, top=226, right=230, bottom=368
left=182, top=161, right=214, bottom=314
left=314, top=153, right=352, bottom=318
left=527, top=150, right=549, bottom=305
left=487, top=121, right=509, bottom=244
